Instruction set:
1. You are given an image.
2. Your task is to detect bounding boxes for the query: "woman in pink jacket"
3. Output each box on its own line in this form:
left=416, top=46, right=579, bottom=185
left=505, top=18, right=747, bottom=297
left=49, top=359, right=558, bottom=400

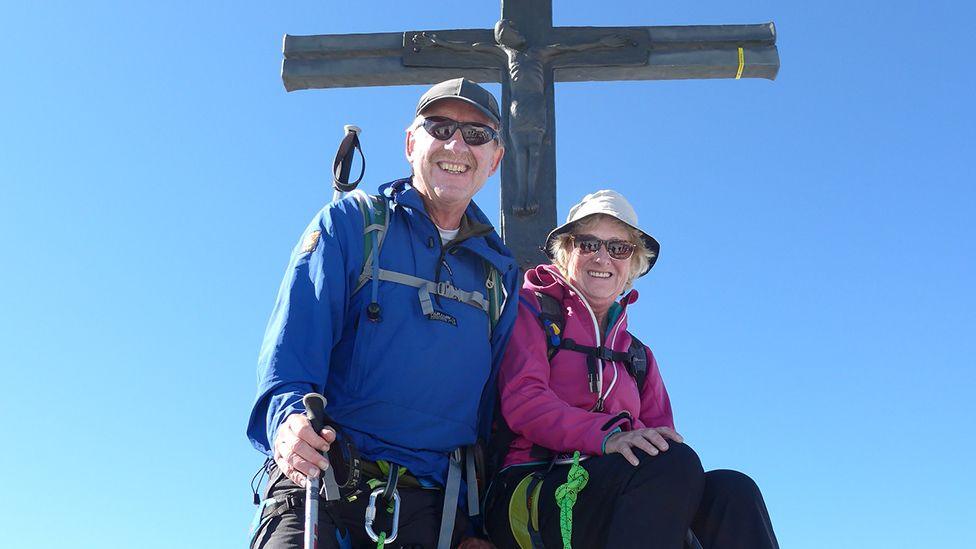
left=485, top=191, right=778, bottom=549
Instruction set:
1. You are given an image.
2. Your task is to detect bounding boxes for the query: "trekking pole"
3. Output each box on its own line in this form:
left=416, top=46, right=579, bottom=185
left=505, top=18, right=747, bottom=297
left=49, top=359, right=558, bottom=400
left=331, top=124, right=364, bottom=202
left=302, top=393, right=341, bottom=549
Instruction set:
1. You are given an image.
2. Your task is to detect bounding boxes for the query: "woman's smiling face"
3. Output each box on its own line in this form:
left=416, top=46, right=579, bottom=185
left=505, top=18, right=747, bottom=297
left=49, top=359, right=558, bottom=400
left=566, top=215, right=635, bottom=312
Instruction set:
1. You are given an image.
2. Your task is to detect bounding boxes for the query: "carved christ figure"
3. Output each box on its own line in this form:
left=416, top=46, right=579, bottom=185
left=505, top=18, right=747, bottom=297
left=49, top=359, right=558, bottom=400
left=415, top=20, right=631, bottom=216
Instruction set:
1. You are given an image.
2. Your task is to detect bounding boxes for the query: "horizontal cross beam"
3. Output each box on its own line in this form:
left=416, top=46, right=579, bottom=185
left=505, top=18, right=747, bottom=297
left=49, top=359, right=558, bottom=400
left=281, top=23, right=778, bottom=92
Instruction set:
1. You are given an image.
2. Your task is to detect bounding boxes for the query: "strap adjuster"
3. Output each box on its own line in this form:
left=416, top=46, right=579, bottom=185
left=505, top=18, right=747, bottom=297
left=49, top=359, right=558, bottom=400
left=596, top=346, right=615, bottom=361
left=435, top=281, right=457, bottom=301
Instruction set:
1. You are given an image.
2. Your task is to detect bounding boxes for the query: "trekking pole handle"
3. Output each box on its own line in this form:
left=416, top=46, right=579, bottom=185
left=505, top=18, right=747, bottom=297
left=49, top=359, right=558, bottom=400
left=302, top=393, right=342, bottom=502
left=302, top=393, right=328, bottom=434
left=332, top=124, right=365, bottom=195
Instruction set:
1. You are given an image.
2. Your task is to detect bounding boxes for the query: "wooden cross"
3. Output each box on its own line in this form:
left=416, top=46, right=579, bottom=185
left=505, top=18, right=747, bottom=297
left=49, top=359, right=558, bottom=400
left=282, top=1, right=779, bottom=268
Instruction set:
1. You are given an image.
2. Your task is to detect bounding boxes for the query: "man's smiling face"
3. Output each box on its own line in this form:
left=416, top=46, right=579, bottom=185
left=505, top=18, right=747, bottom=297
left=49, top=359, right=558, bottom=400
left=406, top=99, right=504, bottom=219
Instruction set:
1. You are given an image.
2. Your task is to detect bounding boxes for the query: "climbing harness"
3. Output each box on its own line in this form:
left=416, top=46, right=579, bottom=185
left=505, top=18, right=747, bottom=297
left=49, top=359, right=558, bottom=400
left=250, top=393, right=481, bottom=549
left=359, top=449, right=479, bottom=549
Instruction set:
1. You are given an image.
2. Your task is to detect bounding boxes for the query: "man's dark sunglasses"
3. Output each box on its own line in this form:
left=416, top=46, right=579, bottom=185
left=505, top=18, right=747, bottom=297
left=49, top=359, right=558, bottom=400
left=423, top=116, right=499, bottom=146
left=572, top=234, right=637, bottom=260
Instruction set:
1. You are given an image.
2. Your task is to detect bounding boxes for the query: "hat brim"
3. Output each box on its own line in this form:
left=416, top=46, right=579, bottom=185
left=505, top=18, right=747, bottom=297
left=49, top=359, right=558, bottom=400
left=543, top=213, right=660, bottom=277
left=418, top=96, right=501, bottom=126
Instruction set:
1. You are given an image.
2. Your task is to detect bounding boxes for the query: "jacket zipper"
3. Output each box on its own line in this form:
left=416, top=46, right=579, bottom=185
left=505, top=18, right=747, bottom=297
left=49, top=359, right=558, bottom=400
left=552, top=271, right=617, bottom=411
left=602, top=300, right=632, bottom=404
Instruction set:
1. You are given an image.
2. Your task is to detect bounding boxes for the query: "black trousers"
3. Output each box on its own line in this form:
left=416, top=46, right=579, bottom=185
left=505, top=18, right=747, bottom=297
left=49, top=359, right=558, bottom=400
left=250, top=466, right=468, bottom=549
left=485, top=443, right=778, bottom=549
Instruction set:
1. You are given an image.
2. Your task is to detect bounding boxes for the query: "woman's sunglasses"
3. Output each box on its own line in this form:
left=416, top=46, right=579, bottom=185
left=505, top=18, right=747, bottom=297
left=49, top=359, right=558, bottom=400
left=572, top=235, right=637, bottom=260
left=423, top=116, right=499, bottom=146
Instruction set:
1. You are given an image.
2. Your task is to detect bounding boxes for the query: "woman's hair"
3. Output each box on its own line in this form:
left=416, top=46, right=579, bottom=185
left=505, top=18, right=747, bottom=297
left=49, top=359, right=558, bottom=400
left=549, top=214, right=655, bottom=293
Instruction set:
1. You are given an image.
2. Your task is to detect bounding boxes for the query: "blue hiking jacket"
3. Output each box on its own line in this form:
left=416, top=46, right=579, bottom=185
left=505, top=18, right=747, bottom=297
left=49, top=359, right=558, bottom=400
left=247, top=178, right=519, bottom=486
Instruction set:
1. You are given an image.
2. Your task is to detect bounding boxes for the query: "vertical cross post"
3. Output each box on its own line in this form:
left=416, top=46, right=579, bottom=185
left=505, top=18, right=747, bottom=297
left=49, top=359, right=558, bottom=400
left=499, top=0, right=557, bottom=266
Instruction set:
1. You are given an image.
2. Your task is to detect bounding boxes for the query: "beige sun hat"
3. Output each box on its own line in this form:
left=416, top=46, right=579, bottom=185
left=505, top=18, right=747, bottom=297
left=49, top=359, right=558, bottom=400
left=543, top=189, right=661, bottom=276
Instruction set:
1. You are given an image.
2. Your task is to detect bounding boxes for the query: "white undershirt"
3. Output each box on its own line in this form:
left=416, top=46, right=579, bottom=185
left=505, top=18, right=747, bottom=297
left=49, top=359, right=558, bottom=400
left=436, top=225, right=460, bottom=244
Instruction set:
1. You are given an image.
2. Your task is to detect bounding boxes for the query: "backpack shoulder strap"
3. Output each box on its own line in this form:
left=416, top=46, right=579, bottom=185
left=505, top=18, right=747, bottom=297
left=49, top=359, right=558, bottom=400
left=351, top=191, right=389, bottom=321
left=484, top=263, right=505, bottom=336
left=524, top=291, right=643, bottom=387
left=352, top=191, right=389, bottom=295
left=527, top=291, right=565, bottom=360
left=625, top=331, right=649, bottom=392
left=352, top=191, right=495, bottom=328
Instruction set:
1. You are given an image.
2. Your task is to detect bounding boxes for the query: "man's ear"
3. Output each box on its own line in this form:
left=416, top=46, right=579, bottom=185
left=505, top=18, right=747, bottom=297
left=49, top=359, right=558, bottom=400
left=488, top=144, right=504, bottom=176
left=405, top=128, right=416, bottom=162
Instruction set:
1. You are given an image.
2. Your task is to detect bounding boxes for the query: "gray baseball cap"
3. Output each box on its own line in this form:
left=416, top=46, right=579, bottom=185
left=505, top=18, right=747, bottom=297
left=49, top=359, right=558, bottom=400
left=416, top=78, right=501, bottom=125
left=544, top=190, right=661, bottom=276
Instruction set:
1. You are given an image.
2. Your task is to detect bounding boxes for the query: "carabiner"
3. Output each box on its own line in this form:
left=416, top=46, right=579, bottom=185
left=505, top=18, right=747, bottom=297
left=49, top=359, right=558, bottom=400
left=364, top=487, right=400, bottom=544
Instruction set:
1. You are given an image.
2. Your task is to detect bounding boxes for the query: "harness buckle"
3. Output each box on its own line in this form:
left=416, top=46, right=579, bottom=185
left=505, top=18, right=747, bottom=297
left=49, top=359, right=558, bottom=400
left=436, top=281, right=455, bottom=299
left=364, top=487, right=400, bottom=544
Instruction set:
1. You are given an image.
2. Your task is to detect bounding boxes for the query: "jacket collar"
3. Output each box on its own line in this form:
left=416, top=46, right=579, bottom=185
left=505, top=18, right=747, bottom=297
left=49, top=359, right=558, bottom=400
left=380, top=178, right=516, bottom=273
left=529, top=264, right=640, bottom=343
left=606, top=289, right=638, bottom=341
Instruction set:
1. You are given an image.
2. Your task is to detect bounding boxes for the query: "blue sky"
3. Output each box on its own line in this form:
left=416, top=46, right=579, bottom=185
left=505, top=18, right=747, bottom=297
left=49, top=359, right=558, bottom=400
left=1, top=1, right=972, bottom=547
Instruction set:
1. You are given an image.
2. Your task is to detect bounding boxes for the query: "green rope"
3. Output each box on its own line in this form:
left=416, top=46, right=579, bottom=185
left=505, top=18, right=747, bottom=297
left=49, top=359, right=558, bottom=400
left=554, top=451, right=589, bottom=549
left=375, top=531, right=386, bottom=548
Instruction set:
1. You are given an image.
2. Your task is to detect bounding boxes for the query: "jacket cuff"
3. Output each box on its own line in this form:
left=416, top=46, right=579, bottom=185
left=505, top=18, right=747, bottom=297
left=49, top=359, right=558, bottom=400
left=601, top=427, right=622, bottom=454
left=267, top=389, right=308, bottom=450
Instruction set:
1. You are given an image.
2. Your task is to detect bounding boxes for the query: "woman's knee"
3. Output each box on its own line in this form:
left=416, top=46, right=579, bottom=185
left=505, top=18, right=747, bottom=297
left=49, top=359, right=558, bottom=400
left=631, top=442, right=705, bottom=492
left=661, top=442, right=705, bottom=480
left=704, top=469, right=764, bottom=504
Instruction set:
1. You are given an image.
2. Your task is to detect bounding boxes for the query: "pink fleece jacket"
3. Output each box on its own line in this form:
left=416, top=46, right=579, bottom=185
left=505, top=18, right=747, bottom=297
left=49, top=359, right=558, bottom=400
left=499, top=264, right=675, bottom=467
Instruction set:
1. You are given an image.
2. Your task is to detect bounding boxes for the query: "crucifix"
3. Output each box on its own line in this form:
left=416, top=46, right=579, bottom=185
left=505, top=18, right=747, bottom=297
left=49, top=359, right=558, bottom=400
left=282, top=1, right=779, bottom=268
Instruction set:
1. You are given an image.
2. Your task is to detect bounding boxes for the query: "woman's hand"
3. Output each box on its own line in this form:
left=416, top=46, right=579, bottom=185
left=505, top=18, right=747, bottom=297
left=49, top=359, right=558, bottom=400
left=604, top=427, right=684, bottom=466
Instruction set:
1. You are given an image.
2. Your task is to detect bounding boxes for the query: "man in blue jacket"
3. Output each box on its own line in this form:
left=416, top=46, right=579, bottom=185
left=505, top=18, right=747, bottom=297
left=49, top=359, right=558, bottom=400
left=248, top=78, right=519, bottom=549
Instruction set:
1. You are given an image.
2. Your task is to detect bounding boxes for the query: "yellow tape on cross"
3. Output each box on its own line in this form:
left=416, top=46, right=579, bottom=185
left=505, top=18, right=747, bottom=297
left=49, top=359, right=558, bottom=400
left=736, top=47, right=745, bottom=79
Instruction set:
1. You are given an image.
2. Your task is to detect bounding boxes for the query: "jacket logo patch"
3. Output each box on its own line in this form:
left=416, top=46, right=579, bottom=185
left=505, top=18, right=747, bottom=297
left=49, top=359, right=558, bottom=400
left=427, top=310, right=457, bottom=326
left=301, top=230, right=321, bottom=254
